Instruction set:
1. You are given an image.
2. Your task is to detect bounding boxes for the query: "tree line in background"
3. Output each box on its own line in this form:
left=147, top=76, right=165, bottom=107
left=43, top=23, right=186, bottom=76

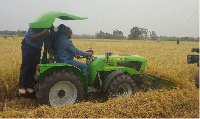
left=0, top=30, right=27, bottom=36
left=0, top=27, right=199, bottom=41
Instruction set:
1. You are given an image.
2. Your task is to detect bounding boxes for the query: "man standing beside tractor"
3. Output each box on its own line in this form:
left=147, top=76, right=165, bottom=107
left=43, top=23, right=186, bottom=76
left=19, top=28, right=49, bottom=95
left=54, top=24, right=93, bottom=76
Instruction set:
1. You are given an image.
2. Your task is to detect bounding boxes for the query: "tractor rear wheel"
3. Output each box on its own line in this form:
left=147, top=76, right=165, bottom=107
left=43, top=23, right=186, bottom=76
left=36, top=71, right=84, bottom=107
left=107, top=74, right=135, bottom=97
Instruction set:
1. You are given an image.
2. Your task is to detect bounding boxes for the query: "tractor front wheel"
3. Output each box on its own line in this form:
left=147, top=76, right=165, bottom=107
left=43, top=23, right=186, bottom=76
left=36, top=71, right=84, bottom=107
left=107, top=74, right=135, bottom=97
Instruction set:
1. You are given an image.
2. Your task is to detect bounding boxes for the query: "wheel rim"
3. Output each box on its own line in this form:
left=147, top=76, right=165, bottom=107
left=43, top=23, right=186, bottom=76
left=49, top=81, right=77, bottom=107
left=117, top=83, right=132, bottom=96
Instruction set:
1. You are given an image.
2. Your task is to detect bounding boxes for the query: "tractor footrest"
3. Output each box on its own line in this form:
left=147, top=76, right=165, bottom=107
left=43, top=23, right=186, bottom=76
left=88, top=87, right=100, bottom=93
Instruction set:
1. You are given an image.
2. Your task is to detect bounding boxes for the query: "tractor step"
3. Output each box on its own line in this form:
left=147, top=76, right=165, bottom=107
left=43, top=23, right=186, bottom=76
left=88, top=87, right=101, bottom=93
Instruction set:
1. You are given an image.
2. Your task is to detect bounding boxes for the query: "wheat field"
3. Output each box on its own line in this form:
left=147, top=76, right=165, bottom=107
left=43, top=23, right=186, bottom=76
left=0, top=36, right=199, bottom=118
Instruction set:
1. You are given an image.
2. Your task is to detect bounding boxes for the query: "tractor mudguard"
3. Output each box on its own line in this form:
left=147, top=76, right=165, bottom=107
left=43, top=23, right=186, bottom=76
left=102, top=70, right=125, bottom=92
left=37, top=66, right=88, bottom=92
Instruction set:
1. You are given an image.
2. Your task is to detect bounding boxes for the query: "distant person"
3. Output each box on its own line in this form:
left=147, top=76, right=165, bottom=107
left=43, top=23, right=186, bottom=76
left=157, top=37, right=160, bottom=43
left=19, top=28, right=49, bottom=95
left=4, top=33, right=7, bottom=39
left=12, top=34, right=15, bottom=39
left=55, top=24, right=93, bottom=76
left=177, top=38, right=180, bottom=44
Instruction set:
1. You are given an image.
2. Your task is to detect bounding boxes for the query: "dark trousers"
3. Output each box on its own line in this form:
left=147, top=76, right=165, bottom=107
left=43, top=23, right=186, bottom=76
left=19, top=42, right=41, bottom=89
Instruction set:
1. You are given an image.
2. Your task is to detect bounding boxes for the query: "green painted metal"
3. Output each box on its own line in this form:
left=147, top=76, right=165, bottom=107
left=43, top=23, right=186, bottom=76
left=37, top=54, right=147, bottom=93
left=143, top=74, right=174, bottom=88
left=36, top=64, right=88, bottom=92
left=87, top=55, right=147, bottom=85
left=38, top=63, right=72, bottom=73
left=29, top=11, right=87, bottom=28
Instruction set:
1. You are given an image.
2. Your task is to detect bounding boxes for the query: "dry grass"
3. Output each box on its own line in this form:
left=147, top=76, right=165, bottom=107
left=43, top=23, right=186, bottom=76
left=0, top=36, right=199, bottom=118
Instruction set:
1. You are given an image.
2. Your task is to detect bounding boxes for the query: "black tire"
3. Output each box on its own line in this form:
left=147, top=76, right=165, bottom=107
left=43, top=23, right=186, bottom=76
left=107, top=74, right=135, bottom=97
left=36, top=71, right=84, bottom=107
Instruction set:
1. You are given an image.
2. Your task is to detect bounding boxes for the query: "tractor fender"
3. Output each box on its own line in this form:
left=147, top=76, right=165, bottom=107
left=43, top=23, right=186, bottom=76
left=102, top=70, right=125, bottom=92
left=37, top=66, right=88, bottom=92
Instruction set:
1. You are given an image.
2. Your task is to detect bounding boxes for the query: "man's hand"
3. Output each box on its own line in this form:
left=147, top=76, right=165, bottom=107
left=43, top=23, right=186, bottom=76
left=30, top=29, right=49, bottom=40
left=88, top=52, right=93, bottom=56
left=74, top=54, right=81, bottom=59
left=41, top=29, right=49, bottom=35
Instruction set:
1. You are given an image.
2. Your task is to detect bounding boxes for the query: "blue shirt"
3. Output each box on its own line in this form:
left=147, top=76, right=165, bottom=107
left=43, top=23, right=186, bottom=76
left=55, top=34, right=88, bottom=63
left=24, top=29, right=44, bottom=50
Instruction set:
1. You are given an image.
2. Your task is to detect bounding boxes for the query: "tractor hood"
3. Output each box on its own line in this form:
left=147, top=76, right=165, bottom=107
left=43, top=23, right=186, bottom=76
left=29, top=11, right=87, bottom=28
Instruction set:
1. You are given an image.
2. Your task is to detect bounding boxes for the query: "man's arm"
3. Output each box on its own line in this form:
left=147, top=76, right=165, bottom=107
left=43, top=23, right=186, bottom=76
left=66, top=42, right=93, bottom=57
left=30, top=29, right=49, bottom=40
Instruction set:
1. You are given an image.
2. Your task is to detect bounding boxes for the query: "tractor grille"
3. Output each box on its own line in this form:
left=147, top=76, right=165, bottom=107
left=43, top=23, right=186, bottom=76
left=117, top=61, right=142, bottom=71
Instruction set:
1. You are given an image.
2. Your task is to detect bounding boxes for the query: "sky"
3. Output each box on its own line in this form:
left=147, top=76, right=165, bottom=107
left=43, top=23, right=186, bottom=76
left=0, top=0, right=199, bottom=37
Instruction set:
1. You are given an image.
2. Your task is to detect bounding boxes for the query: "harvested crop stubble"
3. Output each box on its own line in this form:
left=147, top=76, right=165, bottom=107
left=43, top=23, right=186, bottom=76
left=0, top=37, right=199, bottom=118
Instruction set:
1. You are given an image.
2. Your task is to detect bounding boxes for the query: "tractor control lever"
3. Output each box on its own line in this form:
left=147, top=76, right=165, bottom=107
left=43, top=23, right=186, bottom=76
left=105, top=52, right=113, bottom=62
left=86, top=48, right=94, bottom=53
left=85, top=48, right=94, bottom=59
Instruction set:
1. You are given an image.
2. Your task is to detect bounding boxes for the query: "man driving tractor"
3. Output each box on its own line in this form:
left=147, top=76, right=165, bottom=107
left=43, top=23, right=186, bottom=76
left=54, top=24, right=93, bottom=76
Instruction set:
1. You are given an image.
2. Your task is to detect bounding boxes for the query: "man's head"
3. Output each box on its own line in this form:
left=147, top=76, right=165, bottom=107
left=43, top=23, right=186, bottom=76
left=57, top=24, right=72, bottom=39
left=63, top=27, right=72, bottom=39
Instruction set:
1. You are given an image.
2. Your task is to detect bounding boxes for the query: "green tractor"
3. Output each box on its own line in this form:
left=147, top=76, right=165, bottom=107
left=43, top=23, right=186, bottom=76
left=31, top=11, right=173, bottom=107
